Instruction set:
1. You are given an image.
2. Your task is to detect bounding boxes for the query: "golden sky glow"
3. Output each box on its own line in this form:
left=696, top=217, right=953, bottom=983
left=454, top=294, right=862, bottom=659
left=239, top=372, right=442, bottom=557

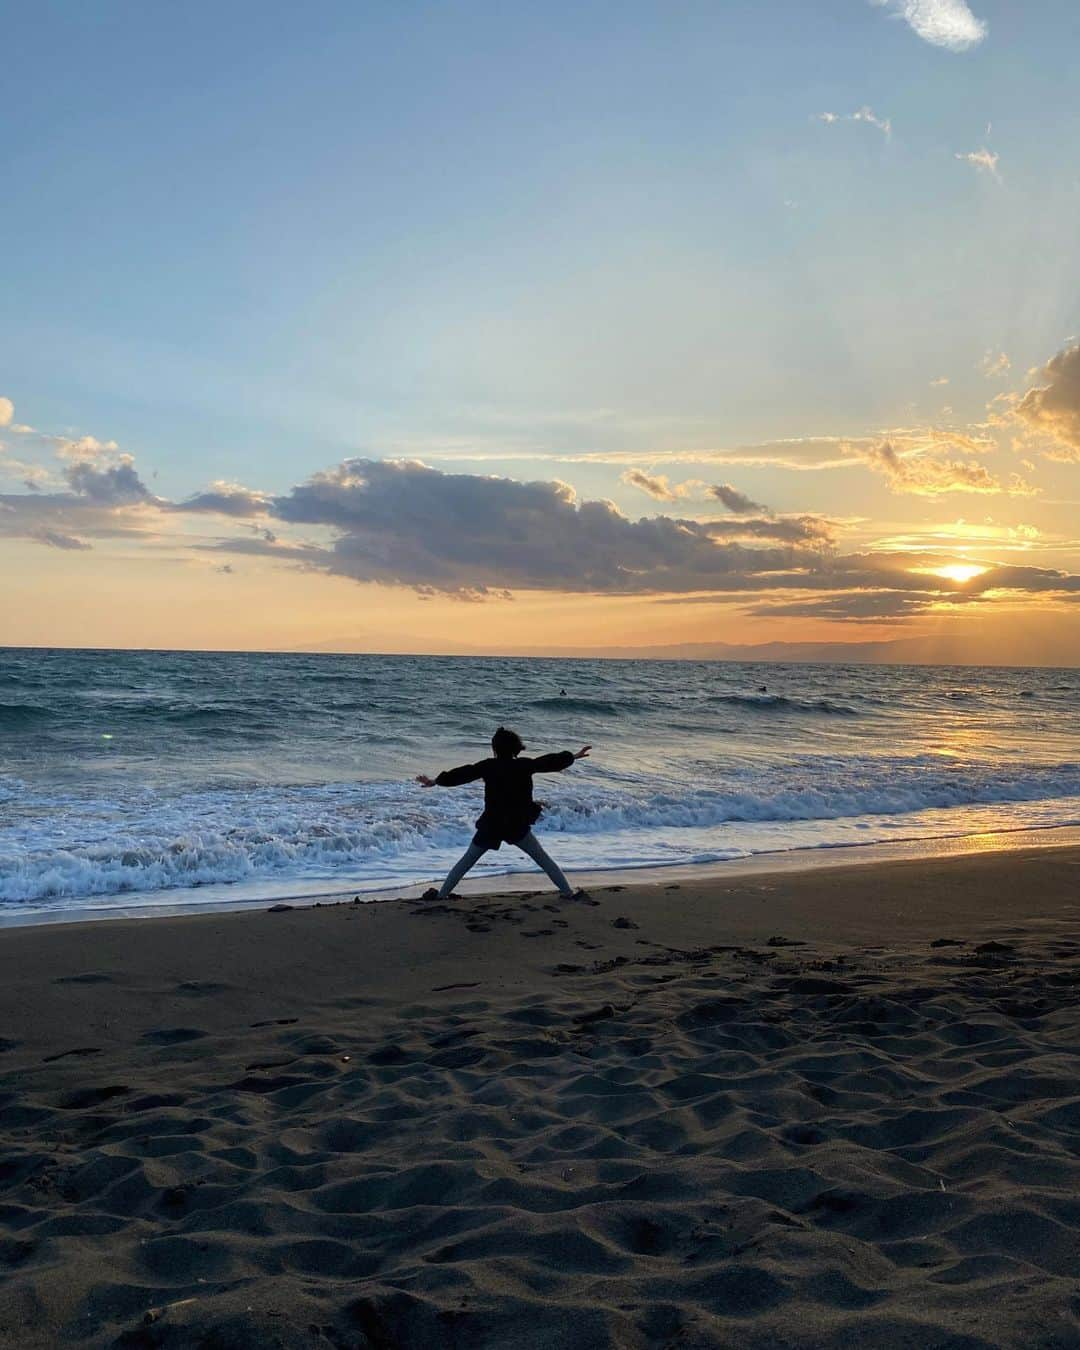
left=2, top=5, right=1079, bottom=665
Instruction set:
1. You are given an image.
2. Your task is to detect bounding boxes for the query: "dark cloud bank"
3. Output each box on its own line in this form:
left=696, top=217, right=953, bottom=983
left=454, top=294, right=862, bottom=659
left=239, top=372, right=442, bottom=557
left=2, top=447, right=1078, bottom=624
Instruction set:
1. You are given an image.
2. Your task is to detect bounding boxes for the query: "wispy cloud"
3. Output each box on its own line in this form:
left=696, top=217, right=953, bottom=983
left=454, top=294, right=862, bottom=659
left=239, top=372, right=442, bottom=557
left=620, top=473, right=832, bottom=543
left=868, top=520, right=1056, bottom=556
left=37, top=529, right=93, bottom=552
left=871, top=0, right=987, bottom=52
left=745, top=590, right=940, bottom=623
left=956, top=147, right=1001, bottom=180
left=620, top=468, right=685, bottom=502
left=537, top=429, right=1015, bottom=497
left=857, top=438, right=1034, bottom=496
left=816, top=106, right=892, bottom=138
left=709, top=484, right=769, bottom=515
left=980, top=350, right=1011, bottom=378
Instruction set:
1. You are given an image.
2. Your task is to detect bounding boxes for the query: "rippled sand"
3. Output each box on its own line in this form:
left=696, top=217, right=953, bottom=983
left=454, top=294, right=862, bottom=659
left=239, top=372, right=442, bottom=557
left=1, top=845, right=1079, bottom=1348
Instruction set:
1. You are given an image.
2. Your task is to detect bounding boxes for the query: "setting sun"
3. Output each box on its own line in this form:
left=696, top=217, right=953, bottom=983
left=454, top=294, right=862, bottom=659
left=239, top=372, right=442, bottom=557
left=917, top=563, right=991, bottom=584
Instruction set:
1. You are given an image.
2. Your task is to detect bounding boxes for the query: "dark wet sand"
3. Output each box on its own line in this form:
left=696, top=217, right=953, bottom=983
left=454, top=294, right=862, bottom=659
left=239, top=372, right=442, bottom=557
left=2, top=844, right=1079, bottom=1348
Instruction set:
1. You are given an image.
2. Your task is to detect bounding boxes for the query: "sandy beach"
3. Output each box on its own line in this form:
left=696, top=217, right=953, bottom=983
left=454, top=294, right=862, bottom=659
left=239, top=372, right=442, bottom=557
left=2, top=842, right=1080, bottom=1348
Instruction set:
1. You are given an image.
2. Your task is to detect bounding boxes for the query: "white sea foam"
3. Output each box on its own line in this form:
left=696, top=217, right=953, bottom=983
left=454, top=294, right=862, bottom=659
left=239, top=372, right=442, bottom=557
left=2, top=649, right=1078, bottom=911
left=2, top=757, right=1079, bottom=906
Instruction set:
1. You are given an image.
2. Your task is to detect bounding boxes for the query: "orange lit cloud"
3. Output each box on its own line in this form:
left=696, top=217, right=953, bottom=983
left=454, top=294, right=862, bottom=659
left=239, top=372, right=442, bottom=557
left=1015, top=343, right=1080, bottom=461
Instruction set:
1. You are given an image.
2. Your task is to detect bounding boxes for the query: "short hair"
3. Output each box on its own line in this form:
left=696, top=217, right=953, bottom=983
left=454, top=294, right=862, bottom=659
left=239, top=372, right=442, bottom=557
left=491, top=726, right=524, bottom=758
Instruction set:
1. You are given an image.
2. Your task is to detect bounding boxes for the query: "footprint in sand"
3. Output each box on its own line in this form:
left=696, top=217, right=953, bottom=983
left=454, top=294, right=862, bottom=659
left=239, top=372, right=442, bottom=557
left=43, top=1047, right=102, bottom=1063
left=521, top=928, right=555, bottom=938
left=53, top=972, right=116, bottom=985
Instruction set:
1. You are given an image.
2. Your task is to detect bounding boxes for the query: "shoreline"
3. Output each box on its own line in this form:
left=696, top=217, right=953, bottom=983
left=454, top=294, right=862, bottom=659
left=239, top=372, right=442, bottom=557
left=4, top=818, right=1080, bottom=931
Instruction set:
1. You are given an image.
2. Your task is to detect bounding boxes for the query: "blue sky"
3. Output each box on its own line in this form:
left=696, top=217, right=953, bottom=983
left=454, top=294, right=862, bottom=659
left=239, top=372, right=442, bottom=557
left=3, top=1, right=1076, bottom=488
left=2, top=1, right=1080, bottom=656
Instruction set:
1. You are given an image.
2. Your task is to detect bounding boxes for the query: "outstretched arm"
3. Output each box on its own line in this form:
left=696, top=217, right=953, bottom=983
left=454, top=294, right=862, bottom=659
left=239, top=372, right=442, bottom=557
left=530, top=745, right=591, bottom=773
left=415, top=761, right=486, bottom=789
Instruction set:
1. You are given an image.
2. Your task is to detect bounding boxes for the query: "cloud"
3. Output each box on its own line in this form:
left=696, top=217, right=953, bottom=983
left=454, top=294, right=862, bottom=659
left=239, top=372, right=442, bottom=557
left=415, top=583, right=513, bottom=603
left=170, top=482, right=271, bottom=517
left=0, top=443, right=159, bottom=550
left=980, top=350, right=1011, bottom=379
left=956, top=148, right=1001, bottom=180
left=708, top=483, right=768, bottom=515
left=0, top=457, right=52, bottom=490
left=415, top=437, right=858, bottom=471
left=708, top=515, right=835, bottom=544
left=435, top=429, right=1004, bottom=483
left=853, top=438, right=1033, bottom=496
left=0, top=435, right=1075, bottom=622
left=965, top=563, right=1080, bottom=594
left=817, top=106, right=892, bottom=137
left=64, top=456, right=153, bottom=505
left=620, top=469, right=683, bottom=502
left=0, top=394, right=1073, bottom=625
left=1014, top=343, right=1080, bottom=461
left=0, top=487, right=150, bottom=550
left=620, top=474, right=830, bottom=542
left=745, top=590, right=941, bottom=622
left=651, top=553, right=1080, bottom=615
left=36, top=529, right=94, bottom=551
left=868, top=519, right=1049, bottom=555
left=930, top=376, right=950, bottom=387
left=53, top=434, right=122, bottom=462
left=871, top=0, right=987, bottom=51
left=0, top=398, right=13, bottom=428
left=257, top=458, right=836, bottom=597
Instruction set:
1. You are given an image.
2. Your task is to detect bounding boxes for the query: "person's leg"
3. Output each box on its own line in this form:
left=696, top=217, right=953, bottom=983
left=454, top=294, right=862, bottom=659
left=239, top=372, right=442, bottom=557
left=437, top=841, right=487, bottom=898
left=516, top=830, right=573, bottom=896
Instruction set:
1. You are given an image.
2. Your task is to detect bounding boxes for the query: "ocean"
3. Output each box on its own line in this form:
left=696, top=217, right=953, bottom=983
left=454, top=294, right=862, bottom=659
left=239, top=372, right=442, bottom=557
left=1, top=647, right=1078, bottom=919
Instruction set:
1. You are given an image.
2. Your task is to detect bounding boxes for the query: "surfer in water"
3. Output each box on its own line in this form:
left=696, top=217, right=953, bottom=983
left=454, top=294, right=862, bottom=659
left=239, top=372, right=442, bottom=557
left=416, top=727, right=590, bottom=899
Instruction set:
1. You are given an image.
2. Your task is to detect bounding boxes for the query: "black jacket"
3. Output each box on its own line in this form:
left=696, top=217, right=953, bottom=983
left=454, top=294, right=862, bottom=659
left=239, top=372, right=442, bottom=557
left=436, top=751, right=575, bottom=848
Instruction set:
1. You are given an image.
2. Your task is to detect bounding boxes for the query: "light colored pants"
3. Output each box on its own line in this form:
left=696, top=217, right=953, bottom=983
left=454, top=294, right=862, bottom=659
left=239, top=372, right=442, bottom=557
left=438, top=829, right=572, bottom=898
